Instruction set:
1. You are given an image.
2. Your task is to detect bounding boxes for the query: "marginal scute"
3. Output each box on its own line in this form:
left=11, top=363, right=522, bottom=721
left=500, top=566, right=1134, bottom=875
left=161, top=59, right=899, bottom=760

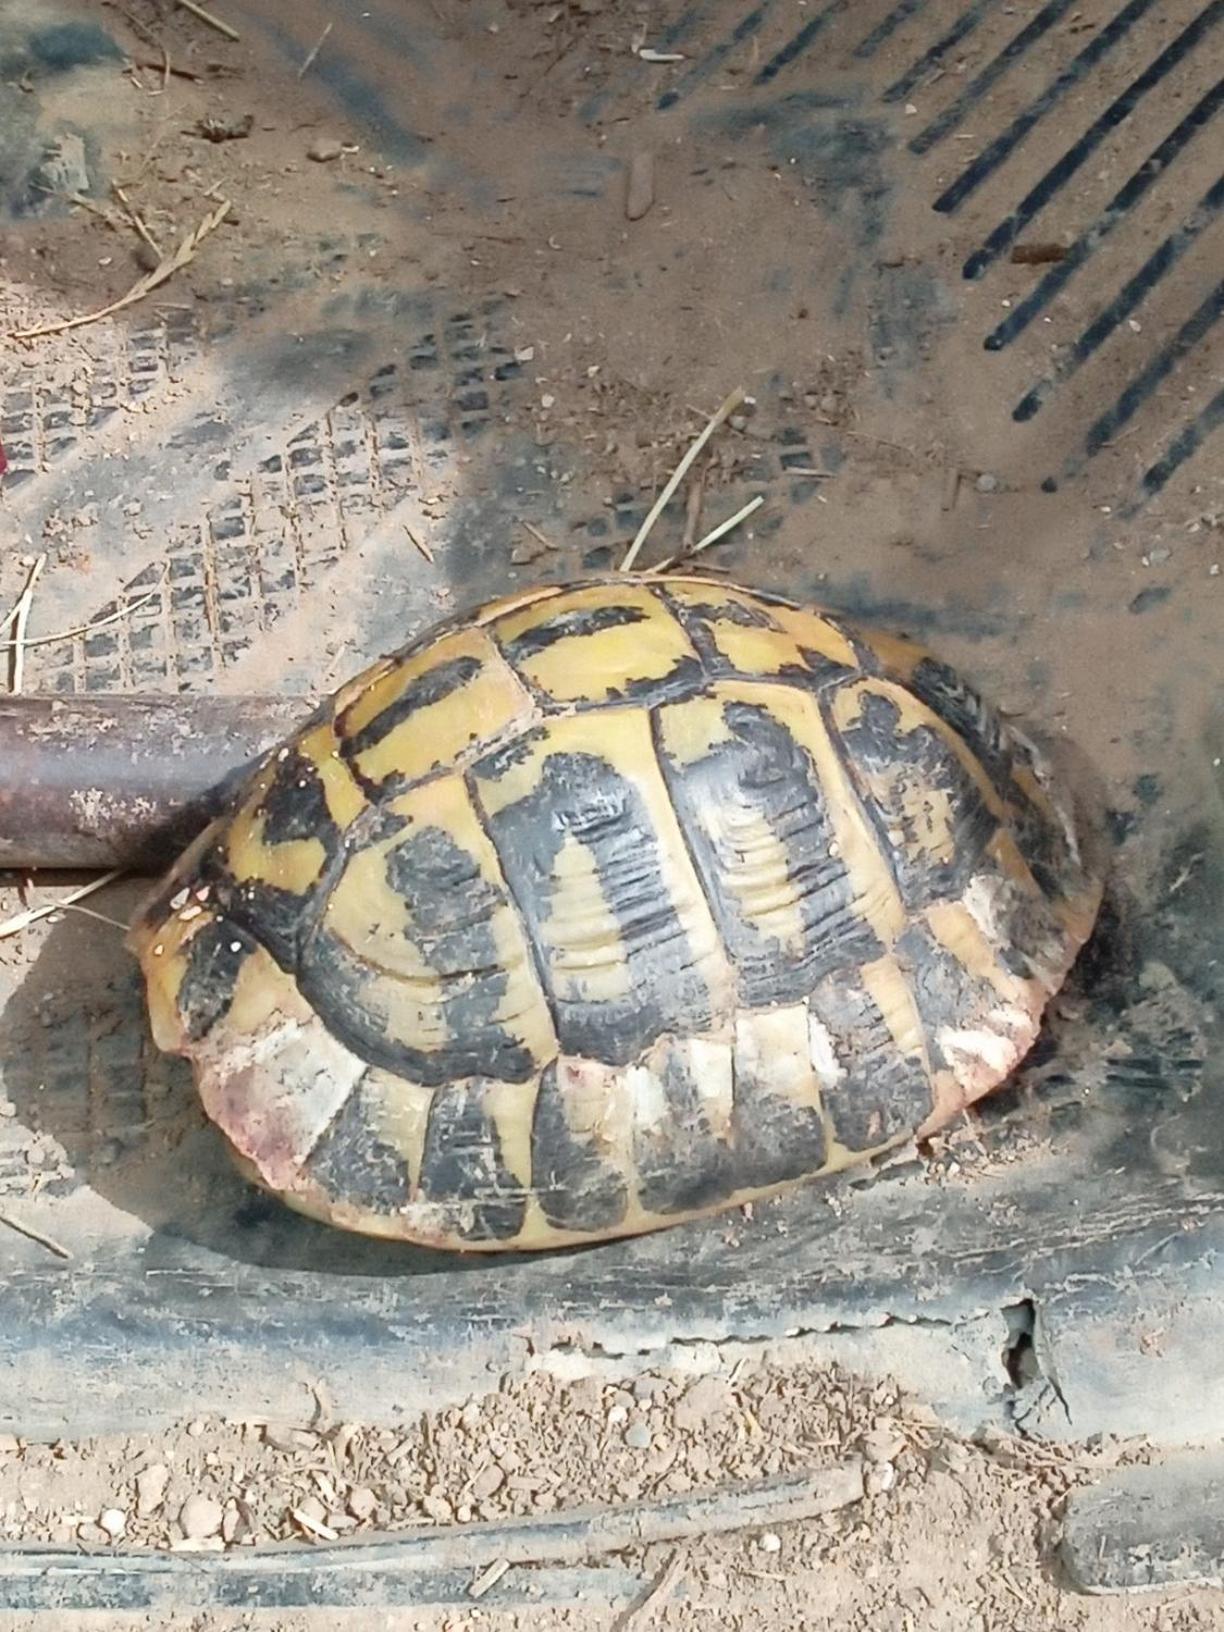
left=130, top=572, right=1103, bottom=1251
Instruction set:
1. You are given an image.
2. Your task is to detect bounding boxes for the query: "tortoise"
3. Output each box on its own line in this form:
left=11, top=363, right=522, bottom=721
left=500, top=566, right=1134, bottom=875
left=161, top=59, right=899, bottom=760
left=129, top=574, right=1103, bottom=1251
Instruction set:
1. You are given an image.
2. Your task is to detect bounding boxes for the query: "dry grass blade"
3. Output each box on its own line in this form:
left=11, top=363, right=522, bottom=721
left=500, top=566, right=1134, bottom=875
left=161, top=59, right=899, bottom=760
left=620, top=387, right=745, bottom=572
left=0, top=871, right=125, bottom=941
left=405, top=524, right=435, bottom=564
left=9, top=200, right=231, bottom=340
left=113, top=184, right=162, bottom=256
left=611, top=1550, right=686, bottom=1631
left=647, top=494, right=764, bottom=574
left=0, top=1211, right=72, bottom=1261
left=298, top=20, right=333, bottom=77
left=7, top=554, right=46, bottom=693
left=175, top=0, right=240, bottom=41
left=0, top=587, right=160, bottom=654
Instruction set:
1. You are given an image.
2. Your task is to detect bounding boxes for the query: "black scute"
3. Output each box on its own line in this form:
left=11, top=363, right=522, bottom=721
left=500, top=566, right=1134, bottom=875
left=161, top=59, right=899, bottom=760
left=654, top=699, right=882, bottom=1007
left=418, top=1080, right=527, bottom=1241
left=304, top=1075, right=413, bottom=1211
left=832, top=688, right=998, bottom=910
left=810, top=971, right=934, bottom=1152
left=895, top=921, right=1000, bottom=1074
left=476, top=748, right=715, bottom=1066
left=530, top=1064, right=629, bottom=1233
left=176, top=919, right=259, bottom=1042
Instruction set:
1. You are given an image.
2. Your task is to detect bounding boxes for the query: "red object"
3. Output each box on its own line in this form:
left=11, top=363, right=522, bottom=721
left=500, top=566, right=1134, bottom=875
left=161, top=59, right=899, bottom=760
left=0, top=440, right=7, bottom=477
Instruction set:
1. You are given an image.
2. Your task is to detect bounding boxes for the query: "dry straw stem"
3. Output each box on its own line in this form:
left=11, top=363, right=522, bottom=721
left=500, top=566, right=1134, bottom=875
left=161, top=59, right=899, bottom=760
left=9, top=200, right=232, bottom=340
left=6, top=554, right=46, bottom=693
left=175, top=0, right=240, bottom=41
left=0, top=587, right=161, bottom=655
left=0, top=872, right=125, bottom=941
left=0, top=1211, right=71, bottom=1261
left=298, top=20, right=334, bottom=77
left=620, top=386, right=746, bottom=572
left=113, top=184, right=162, bottom=255
left=647, top=493, right=764, bottom=574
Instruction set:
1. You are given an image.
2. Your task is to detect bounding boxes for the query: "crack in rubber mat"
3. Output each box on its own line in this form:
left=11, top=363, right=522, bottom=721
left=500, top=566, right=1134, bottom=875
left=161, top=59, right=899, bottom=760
left=0, top=0, right=1221, bottom=1477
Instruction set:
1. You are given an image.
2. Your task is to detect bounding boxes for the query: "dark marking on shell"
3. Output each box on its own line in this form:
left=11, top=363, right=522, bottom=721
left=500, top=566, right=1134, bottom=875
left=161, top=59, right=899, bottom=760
left=502, top=602, right=648, bottom=661
left=732, top=1047, right=828, bottom=1187
left=529, top=1063, right=629, bottom=1233
left=809, top=972, right=934, bottom=1151
left=297, top=924, right=537, bottom=1088
left=341, top=654, right=483, bottom=762
left=634, top=1045, right=735, bottom=1215
left=303, top=1075, right=413, bottom=1210
left=906, top=657, right=1014, bottom=793
left=177, top=918, right=258, bottom=1042
left=895, top=921, right=1000, bottom=1074
left=255, top=752, right=342, bottom=851
left=202, top=862, right=309, bottom=975
left=418, top=1080, right=527, bottom=1241
left=653, top=698, right=882, bottom=1007
left=833, top=688, right=997, bottom=910
left=475, top=748, right=715, bottom=1066
left=602, top=653, right=706, bottom=707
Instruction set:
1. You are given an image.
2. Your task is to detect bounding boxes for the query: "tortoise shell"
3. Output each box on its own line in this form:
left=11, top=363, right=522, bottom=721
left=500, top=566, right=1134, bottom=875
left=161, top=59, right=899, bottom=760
left=130, top=575, right=1102, bottom=1251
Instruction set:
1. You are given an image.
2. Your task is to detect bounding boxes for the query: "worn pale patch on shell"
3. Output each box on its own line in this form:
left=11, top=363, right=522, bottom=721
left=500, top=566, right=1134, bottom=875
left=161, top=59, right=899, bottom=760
left=195, top=1012, right=368, bottom=1192
left=807, top=1013, right=846, bottom=1089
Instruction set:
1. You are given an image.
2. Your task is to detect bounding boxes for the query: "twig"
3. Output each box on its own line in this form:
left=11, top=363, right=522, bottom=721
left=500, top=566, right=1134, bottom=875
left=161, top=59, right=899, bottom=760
left=60, top=904, right=130, bottom=933
left=404, top=524, right=435, bottom=564
left=612, top=1550, right=686, bottom=1631
left=520, top=519, right=556, bottom=552
left=681, top=469, right=705, bottom=553
left=7, top=555, right=46, bottom=693
left=468, top=1558, right=511, bottom=1599
left=133, top=56, right=198, bottom=80
left=175, top=0, right=240, bottom=42
left=298, top=20, right=333, bottom=77
left=0, top=1211, right=72, bottom=1261
left=649, top=495, right=764, bottom=572
left=113, top=185, right=162, bottom=256
left=9, top=200, right=231, bottom=340
left=0, top=588, right=160, bottom=654
left=0, top=871, right=125, bottom=941
left=620, top=386, right=746, bottom=572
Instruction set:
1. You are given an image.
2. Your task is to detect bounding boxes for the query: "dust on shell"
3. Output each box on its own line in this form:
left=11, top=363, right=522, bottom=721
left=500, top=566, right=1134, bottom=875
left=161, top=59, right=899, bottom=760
left=131, top=575, right=1104, bottom=1250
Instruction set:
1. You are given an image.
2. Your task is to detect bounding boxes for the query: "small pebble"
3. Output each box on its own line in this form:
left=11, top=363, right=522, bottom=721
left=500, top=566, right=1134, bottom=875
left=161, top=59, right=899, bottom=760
left=861, top=1425, right=907, bottom=1464
left=98, top=1507, right=127, bottom=1540
left=625, top=150, right=655, bottom=221
left=347, top=1486, right=377, bottom=1522
left=606, top=1404, right=628, bottom=1427
left=865, top=1462, right=897, bottom=1495
left=758, top=1531, right=782, bottom=1553
left=308, top=137, right=344, bottom=162
left=136, top=1463, right=170, bottom=1516
left=179, top=1494, right=224, bottom=1540
left=975, top=472, right=999, bottom=493
left=623, top=1421, right=652, bottom=1451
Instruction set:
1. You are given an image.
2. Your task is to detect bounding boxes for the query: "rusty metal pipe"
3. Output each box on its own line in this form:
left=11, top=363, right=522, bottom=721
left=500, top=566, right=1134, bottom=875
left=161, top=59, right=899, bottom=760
left=0, top=694, right=310, bottom=872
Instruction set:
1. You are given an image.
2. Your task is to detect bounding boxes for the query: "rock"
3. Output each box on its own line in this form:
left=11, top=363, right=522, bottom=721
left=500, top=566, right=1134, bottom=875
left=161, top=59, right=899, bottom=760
left=98, top=1507, right=127, bottom=1540
left=470, top=1465, right=505, bottom=1500
left=758, top=1531, right=782, bottom=1553
left=347, top=1486, right=377, bottom=1522
left=865, top=1461, right=897, bottom=1496
left=295, top=1495, right=328, bottom=1526
left=625, top=151, right=655, bottom=221
left=179, top=1493, right=224, bottom=1540
left=624, top=1422, right=652, bottom=1450
left=77, top=1522, right=108, bottom=1545
left=673, top=1375, right=735, bottom=1432
left=861, top=1425, right=907, bottom=1465
left=632, top=1376, right=665, bottom=1402
left=136, top=1463, right=170, bottom=1516
left=420, top=1492, right=453, bottom=1523
left=308, top=137, right=344, bottom=163
left=263, top=1425, right=317, bottom=1452
left=975, top=472, right=999, bottom=493
left=221, top=1502, right=242, bottom=1544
